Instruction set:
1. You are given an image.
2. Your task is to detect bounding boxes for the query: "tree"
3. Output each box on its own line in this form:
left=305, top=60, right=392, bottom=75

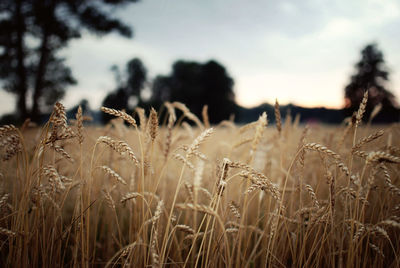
left=151, top=60, right=236, bottom=124
left=102, top=88, right=128, bottom=123
left=101, top=58, right=147, bottom=123
left=0, top=0, right=139, bottom=122
left=126, top=58, right=147, bottom=105
left=344, top=43, right=399, bottom=122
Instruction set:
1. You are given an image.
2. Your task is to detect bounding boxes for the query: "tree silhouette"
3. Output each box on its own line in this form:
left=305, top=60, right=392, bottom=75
left=0, top=0, right=139, bottom=122
left=102, top=58, right=147, bottom=123
left=151, top=60, right=236, bottom=123
left=126, top=58, right=147, bottom=105
left=344, top=43, right=398, bottom=122
left=102, top=88, right=128, bottom=123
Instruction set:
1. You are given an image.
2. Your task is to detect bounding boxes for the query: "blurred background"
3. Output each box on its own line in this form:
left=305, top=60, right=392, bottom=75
left=1, top=0, right=399, bottom=124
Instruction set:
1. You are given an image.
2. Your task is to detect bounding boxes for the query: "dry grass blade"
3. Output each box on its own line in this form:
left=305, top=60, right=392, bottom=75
left=176, top=203, right=216, bottom=216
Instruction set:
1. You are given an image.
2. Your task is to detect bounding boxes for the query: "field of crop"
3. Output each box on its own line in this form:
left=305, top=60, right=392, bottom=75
left=0, top=96, right=400, bottom=267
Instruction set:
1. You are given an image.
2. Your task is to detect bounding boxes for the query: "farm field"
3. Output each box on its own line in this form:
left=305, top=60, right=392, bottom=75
left=0, top=100, right=399, bottom=267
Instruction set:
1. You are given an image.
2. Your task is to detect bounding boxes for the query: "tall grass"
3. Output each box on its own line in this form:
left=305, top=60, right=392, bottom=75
left=0, top=99, right=399, bottom=267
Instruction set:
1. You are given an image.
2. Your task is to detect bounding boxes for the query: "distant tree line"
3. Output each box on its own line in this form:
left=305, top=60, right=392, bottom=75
left=101, top=59, right=237, bottom=124
left=101, top=43, right=398, bottom=125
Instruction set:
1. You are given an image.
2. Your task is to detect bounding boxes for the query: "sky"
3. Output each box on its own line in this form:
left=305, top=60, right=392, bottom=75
left=1, top=0, right=400, bottom=115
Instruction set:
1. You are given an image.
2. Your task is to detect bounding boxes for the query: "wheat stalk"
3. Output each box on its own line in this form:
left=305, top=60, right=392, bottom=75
left=352, top=130, right=384, bottom=152
left=75, top=105, right=84, bottom=144
left=101, top=107, right=137, bottom=127
left=251, top=112, right=267, bottom=156
left=148, top=107, right=159, bottom=142
left=186, top=128, right=214, bottom=159
left=202, top=105, right=210, bottom=129
left=274, top=99, right=282, bottom=134
left=173, top=101, right=204, bottom=129
left=135, top=107, right=147, bottom=130
left=355, top=90, right=368, bottom=128
left=97, top=136, right=140, bottom=166
left=100, top=165, right=127, bottom=185
left=228, top=201, right=241, bottom=219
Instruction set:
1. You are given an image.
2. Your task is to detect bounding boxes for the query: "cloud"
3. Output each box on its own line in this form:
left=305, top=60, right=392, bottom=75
left=279, top=1, right=297, bottom=15
left=59, top=34, right=177, bottom=110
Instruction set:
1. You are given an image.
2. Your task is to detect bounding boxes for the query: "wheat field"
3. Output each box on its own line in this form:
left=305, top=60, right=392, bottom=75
left=0, top=96, right=400, bottom=267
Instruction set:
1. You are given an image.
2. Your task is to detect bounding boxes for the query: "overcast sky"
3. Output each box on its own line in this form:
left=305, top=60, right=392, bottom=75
left=1, top=0, right=400, bottom=115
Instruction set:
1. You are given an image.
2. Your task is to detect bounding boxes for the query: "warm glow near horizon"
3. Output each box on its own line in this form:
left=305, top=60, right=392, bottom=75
left=234, top=72, right=347, bottom=109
